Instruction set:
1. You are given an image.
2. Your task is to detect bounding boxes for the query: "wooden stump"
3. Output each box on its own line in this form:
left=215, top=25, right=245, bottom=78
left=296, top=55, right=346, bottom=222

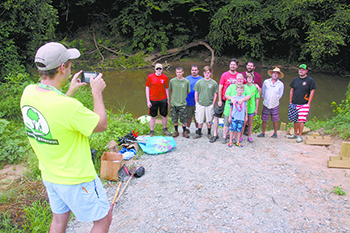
left=328, top=142, right=350, bottom=169
left=305, top=134, right=333, bottom=146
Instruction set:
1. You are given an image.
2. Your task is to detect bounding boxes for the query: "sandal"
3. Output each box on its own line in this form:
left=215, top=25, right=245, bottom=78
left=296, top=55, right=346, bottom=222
left=247, top=137, right=253, bottom=143
left=235, top=142, right=243, bottom=148
left=228, top=142, right=233, bottom=147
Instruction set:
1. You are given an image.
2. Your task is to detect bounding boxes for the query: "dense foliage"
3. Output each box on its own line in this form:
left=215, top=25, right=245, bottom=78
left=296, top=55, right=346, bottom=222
left=326, top=82, right=350, bottom=139
left=1, top=0, right=350, bottom=79
left=0, top=0, right=58, bottom=82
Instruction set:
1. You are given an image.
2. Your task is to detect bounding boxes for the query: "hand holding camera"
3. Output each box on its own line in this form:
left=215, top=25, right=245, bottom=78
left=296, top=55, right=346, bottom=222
left=80, top=71, right=99, bottom=83
left=90, top=72, right=106, bottom=94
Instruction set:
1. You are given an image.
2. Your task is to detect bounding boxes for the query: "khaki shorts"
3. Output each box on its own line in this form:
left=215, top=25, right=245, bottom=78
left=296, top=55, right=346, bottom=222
left=195, top=103, right=214, bottom=125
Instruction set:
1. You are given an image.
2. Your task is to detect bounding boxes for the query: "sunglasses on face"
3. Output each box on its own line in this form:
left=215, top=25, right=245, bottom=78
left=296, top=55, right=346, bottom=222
left=156, top=68, right=162, bottom=70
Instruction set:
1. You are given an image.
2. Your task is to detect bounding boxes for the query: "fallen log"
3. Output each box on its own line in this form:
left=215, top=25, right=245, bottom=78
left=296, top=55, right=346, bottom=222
left=145, top=41, right=215, bottom=67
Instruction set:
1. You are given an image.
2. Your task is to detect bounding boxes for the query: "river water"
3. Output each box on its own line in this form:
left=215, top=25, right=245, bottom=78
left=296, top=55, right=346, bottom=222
left=99, top=60, right=349, bottom=124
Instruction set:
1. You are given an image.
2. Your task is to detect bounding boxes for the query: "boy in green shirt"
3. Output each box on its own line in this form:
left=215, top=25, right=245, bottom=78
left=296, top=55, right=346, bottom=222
left=169, top=67, right=191, bottom=138
left=193, top=66, right=218, bottom=139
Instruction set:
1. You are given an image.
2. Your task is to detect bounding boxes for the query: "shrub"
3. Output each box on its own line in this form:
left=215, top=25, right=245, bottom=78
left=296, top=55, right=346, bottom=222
left=324, top=82, right=350, bottom=139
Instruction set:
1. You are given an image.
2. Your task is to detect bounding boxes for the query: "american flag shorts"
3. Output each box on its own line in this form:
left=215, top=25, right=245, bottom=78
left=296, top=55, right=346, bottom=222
left=288, top=103, right=310, bottom=122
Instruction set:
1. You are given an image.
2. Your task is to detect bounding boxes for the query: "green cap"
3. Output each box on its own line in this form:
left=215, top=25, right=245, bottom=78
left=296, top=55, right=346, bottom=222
left=299, top=64, right=307, bottom=70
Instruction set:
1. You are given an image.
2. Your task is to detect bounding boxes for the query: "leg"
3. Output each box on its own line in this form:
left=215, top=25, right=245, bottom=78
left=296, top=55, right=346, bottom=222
left=187, top=117, right=192, bottom=128
left=207, top=122, right=211, bottom=129
left=235, top=131, right=240, bottom=143
left=150, top=117, right=156, bottom=131
left=212, top=116, right=219, bottom=136
left=247, top=116, right=254, bottom=137
left=273, top=121, right=279, bottom=134
left=271, top=106, right=280, bottom=136
left=261, top=121, right=267, bottom=134
left=296, top=122, right=304, bottom=136
left=223, top=126, right=229, bottom=139
left=91, top=209, right=113, bottom=233
left=50, top=211, right=71, bottom=233
left=194, top=117, right=199, bottom=129
left=229, top=131, right=234, bottom=144
left=161, top=116, right=167, bottom=129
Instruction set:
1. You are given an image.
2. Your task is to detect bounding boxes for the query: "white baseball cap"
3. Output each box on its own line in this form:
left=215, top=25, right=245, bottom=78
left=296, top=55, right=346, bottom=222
left=34, top=42, right=80, bottom=71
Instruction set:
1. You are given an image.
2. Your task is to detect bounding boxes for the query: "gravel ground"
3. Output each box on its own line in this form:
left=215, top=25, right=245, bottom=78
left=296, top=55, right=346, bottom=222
left=67, top=126, right=350, bottom=232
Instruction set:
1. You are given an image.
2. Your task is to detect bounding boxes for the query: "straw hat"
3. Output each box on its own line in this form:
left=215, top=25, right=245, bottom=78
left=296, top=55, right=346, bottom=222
left=267, top=67, right=284, bottom=79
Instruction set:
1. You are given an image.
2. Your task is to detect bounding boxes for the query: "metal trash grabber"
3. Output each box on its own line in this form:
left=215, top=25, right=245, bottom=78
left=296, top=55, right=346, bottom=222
left=110, top=165, right=130, bottom=210
left=115, top=166, right=145, bottom=203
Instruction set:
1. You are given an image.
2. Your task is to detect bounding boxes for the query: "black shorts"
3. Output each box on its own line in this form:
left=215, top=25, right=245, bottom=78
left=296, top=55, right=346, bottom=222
left=213, top=100, right=226, bottom=118
left=149, top=99, right=168, bottom=117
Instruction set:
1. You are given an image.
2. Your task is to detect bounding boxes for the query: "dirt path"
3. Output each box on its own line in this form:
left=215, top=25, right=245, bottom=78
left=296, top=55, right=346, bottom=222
left=67, top=127, right=350, bottom=232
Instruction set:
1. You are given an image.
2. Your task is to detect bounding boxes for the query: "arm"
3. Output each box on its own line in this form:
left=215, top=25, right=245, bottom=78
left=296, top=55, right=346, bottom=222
left=308, top=89, right=315, bottom=106
left=166, top=88, right=170, bottom=106
left=245, top=105, right=248, bottom=122
left=66, top=70, right=86, bottom=97
left=237, top=95, right=250, bottom=105
left=237, top=87, right=251, bottom=105
left=195, top=91, right=199, bottom=104
left=261, top=82, right=266, bottom=99
left=289, top=88, right=294, bottom=104
left=146, top=86, right=152, bottom=108
left=254, top=98, right=260, bottom=115
left=90, top=73, right=107, bottom=132
left=225, top=85, right=236, bottom=105
left=278, top=84, right=284, bottom=100
left=212, top=92, right=218, bottom=107
left=217, top=84, right=224, bottom=107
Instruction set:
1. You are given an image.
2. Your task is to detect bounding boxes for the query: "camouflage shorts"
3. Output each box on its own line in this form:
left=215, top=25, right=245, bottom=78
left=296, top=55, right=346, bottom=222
left=171, top=105, right=187, bottom=124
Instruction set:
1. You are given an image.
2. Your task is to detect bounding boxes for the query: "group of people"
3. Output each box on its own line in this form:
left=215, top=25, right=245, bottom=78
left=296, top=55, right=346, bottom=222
left=20, top=41, right=316, bottom=232
left=145, top=59, right=316, bottom=147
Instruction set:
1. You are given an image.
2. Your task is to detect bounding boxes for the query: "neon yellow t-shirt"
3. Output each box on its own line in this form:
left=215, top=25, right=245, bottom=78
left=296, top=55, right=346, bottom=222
left=20, top=84, right=99, bottom=184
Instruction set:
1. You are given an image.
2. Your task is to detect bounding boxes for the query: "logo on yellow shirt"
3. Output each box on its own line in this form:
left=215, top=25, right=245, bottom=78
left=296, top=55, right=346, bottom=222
left=21, top=106, right=58, bottom=145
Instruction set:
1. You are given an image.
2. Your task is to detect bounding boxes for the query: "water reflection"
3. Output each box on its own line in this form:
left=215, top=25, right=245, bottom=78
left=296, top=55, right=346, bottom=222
left=101, top=61, right=349, bottom=124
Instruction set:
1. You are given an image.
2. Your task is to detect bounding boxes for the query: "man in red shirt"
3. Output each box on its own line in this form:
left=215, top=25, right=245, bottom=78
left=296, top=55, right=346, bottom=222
left=145, top=63, right=172, bottom=136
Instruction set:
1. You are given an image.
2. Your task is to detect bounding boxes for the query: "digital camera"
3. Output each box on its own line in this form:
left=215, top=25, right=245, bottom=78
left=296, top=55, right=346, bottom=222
left=81, top=71, right=99, bottom=83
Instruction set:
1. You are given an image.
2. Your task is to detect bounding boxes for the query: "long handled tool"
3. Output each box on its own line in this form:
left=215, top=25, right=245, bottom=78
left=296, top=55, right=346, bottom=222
left=110, top=165, right=130, bottom=210
left=115, top=166, right=145, bottom=203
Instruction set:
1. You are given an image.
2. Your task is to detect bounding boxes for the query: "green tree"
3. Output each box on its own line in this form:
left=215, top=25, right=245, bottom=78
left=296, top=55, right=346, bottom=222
left=0, top=0, right=58, bottom=81
left=207, top=0, right=350, bottom=69
left=108, top=0, right=228, bottom=53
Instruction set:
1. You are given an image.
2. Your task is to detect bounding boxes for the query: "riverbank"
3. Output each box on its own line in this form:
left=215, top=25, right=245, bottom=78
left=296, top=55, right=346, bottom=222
left=67, top=125, right=350, bottom=232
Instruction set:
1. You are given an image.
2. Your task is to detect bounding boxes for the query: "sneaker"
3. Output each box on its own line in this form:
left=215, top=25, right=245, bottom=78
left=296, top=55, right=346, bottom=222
left=207, top=133, right=212, bottom=139
left=236, top=142, right=243, bottom=148
left=209, top=135, right=219, bottom=143
left=149, top=130, right=155, bottom=137
left=240, top=137, right=243, bottom=142
left=163, top=128, right=172, bottom=136
left=222, top=138, right=229, bottom=144
left=173, top=131, right=179, bottom=138
left=247, top=137, right=253, bottom=143
left=257, top=133, right=265, bottom=137
left=271, top=133, right=277, bottom=138
left=182, top=131, right=189, bottom=138
left=228, top=142, right=233, bottom=147
left=186, top=129, right=190, bottom=134
left=297, top=136, right=303, bottom=143
left=193, top=133, right=202, bottom=139
left=288, top=134, right=297, bottom=139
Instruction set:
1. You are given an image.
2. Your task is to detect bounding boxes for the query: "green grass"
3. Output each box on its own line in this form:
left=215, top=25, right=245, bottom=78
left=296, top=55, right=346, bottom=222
left=330, top=186, right=347, bottom=196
